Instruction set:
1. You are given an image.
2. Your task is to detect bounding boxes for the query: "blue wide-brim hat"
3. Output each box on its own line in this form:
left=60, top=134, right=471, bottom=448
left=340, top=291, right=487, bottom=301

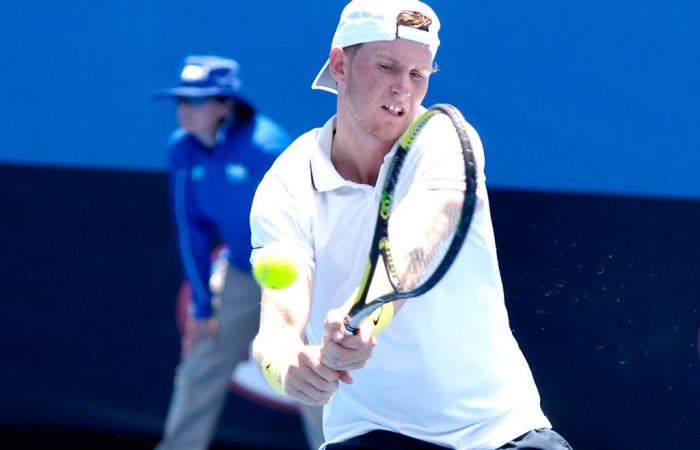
left=152, top=55, right=253, bottom=109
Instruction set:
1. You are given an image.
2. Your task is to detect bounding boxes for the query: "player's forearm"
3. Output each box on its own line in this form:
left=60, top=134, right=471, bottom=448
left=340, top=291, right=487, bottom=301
left=252, top=270, right=313, bottom=375
left=252, top=317, right=305, bottom=370
left=253, top=292, right=310, bottom=395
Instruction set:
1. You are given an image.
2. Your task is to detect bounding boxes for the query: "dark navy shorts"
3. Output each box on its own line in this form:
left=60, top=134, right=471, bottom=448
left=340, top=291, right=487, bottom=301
left=498, top=428, right=573, bottom=449
left=324, top=428, right=573, bottom=449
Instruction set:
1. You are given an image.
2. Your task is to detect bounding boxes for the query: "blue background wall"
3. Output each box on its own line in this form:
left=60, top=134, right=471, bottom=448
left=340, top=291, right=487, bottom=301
left=1, top=0, right=699, bottom=199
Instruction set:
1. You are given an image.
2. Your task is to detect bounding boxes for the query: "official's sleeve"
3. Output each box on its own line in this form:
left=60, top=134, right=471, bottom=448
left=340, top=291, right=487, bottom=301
left=167, top=137, right=216, bottom=319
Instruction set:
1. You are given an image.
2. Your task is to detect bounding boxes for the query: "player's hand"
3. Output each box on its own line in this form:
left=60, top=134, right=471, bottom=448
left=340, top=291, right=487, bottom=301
left=320, top=306, right=376, bottom=384
left=279, top=345, right=344, bottom=407
left=182, top=316, right=218, bottom=356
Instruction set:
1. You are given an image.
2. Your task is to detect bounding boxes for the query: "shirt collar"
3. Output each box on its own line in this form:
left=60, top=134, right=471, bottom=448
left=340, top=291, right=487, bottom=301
left=215, top=111, right=237, bottom=144
left=310, top=116, right=348, bottom=192
left=310, top=113, right=419, bottom=192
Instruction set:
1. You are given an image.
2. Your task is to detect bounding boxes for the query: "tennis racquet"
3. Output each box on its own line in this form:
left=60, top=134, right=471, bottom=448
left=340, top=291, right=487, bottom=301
left=344, top=103, right=477, bottom=334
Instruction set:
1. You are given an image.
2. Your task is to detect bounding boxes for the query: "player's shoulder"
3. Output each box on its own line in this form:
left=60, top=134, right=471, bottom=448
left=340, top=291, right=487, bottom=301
left=423, top=105, right=479, bottom=134
left=254, top=127, right=323, bottom=202
left=421, top=106, right=483, bottom=152
left=269, top=126, right=321, bottom=171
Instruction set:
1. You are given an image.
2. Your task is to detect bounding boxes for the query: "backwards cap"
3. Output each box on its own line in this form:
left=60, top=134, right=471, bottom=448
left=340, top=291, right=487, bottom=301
left=311, top=0, right=441, bottom=94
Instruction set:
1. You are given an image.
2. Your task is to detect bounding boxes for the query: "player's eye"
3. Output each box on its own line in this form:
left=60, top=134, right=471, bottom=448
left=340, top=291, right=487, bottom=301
left=411, top=70, right=429, bottom=82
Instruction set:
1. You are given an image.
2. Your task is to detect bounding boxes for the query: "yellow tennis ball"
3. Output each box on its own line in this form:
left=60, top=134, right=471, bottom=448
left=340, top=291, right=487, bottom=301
left=252, top=244, right=300, bottom=290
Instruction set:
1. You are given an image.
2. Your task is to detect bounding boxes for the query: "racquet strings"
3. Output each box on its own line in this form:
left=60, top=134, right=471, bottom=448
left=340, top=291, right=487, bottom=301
left=384, top=137, right=467, bottom=294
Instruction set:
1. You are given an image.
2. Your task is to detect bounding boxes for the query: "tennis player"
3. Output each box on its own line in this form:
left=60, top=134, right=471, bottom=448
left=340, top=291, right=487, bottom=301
left=250, top=1, right=573, bottom=449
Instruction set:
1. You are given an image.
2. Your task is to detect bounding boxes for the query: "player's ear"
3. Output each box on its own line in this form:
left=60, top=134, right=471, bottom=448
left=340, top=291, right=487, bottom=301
left=329, top=47, right=349, bottom=85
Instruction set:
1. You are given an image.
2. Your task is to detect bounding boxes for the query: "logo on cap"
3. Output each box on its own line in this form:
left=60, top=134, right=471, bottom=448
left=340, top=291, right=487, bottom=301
left=181, top=65, right=209, bottom=83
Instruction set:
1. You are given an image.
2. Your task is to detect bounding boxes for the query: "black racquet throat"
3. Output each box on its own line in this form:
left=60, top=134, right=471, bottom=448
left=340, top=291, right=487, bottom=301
left=344, top=104, right=478, bottom=334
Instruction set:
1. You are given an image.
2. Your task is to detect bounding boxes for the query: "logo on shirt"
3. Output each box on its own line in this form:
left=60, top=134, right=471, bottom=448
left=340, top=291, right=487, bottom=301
left=191, top=165, right=206, bottom=181
left=226, top=164, right=249, bottom=183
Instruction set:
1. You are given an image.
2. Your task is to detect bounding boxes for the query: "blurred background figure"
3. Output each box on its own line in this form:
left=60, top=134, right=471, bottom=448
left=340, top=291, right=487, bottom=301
left=152, top=55, right=323, bottom=450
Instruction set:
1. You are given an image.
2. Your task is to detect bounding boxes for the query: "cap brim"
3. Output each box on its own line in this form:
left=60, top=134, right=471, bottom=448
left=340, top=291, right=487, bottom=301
left=311, top=60, right=338, bottom=94
left=151, top=86, right=254, bottom=109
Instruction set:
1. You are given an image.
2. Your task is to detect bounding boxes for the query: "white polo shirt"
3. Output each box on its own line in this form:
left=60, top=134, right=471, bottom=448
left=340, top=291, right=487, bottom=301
left=250, top=114, right=552, bottom=449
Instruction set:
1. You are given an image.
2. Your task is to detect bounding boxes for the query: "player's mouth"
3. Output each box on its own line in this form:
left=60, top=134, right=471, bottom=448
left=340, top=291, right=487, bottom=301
left=383, top=104, right=404, bottom=116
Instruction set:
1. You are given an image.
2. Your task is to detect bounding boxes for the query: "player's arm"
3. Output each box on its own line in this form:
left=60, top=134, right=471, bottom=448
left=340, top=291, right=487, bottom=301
left=252, top=264, right=343, bottom=406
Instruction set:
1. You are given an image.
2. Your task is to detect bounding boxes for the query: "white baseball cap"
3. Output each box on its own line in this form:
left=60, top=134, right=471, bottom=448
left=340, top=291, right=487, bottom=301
left=311, top=0, right=441, bottom=94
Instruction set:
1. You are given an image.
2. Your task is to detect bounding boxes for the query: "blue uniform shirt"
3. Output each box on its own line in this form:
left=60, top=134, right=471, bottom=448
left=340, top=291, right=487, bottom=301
left=168, top=109, right=291, bottom=318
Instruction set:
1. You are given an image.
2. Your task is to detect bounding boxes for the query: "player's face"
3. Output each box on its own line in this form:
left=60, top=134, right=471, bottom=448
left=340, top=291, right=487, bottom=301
left=176, top=97, right=231, bottom=135
left=339, top=39, right=434, bottom=146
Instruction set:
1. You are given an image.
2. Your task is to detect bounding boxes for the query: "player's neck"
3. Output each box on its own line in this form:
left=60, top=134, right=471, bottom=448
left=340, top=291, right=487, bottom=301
left=331, top=127, right=389, bottom=186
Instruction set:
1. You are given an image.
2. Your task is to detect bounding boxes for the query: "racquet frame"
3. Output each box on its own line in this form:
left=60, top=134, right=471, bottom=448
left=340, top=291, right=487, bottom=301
left=344, top=104, right=477, bottom=334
